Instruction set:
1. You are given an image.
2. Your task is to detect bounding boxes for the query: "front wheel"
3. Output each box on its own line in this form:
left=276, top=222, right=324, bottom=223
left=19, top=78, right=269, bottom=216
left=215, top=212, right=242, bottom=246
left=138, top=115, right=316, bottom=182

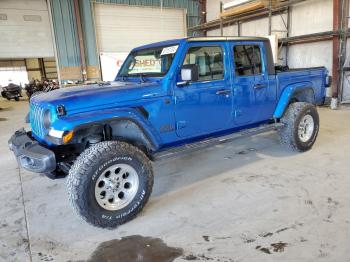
left=66, top=141, right=153, bottom=228
left=279, top=102, right=320, bottom=152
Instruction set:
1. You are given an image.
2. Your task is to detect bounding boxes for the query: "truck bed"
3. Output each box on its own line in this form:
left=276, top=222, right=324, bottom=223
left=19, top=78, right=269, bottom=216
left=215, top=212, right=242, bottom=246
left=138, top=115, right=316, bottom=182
left=275, top=66, right=325, bottom=73
left=276, top=66, right=327, bottom=105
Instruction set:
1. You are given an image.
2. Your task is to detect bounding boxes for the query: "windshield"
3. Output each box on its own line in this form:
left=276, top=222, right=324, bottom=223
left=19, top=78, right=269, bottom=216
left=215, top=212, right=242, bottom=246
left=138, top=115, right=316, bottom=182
left=118, top=45, right=178, bottom=78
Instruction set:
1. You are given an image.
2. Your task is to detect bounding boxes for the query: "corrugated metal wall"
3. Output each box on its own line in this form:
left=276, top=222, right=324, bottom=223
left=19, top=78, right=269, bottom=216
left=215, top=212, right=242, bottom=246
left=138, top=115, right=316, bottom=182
left=50, top=0, right=201, bottom=81
left=50, top=0, right=81, bottom=68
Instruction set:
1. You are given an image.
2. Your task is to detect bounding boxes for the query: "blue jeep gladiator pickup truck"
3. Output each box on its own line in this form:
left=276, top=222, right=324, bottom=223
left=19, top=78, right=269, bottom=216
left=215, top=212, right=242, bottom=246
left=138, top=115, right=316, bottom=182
left=9, top=37, right=329, bottom=228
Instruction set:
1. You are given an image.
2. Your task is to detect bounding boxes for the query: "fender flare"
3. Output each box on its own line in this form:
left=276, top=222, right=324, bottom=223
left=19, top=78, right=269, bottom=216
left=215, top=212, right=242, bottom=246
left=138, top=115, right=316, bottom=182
left=51, top=108, right=162, bottom=151
left=273, top=82, right=315, bottom=119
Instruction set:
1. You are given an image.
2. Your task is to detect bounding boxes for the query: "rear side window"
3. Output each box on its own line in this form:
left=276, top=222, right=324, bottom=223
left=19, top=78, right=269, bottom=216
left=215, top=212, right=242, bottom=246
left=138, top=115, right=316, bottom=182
left=182, top=46, right=224, bottom=81
left=233, top=45, right=262, bottom=76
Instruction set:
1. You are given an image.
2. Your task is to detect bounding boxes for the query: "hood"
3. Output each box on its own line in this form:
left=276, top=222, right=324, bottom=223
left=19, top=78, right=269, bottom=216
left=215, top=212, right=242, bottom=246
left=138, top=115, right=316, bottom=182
left=32, top=80, right=163, bottom=114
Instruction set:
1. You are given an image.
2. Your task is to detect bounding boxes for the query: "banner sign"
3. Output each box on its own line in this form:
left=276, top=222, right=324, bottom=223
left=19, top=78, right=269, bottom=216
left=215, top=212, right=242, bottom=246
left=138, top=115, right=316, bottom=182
left=100, top=52, right=129, bottom=81
left=128, top=55, right=161, bottom=74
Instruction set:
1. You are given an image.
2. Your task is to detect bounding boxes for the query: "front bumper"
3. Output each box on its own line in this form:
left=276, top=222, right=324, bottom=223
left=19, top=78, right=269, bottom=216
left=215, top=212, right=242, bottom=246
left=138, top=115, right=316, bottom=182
left=8, top=129, right=56, bottom=173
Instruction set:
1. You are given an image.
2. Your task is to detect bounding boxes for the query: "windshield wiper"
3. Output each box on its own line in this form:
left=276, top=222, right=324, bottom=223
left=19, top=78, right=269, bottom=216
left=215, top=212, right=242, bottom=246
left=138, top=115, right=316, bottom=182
left=98, top=81, right=111, bottom=86
left=118, top=74, right=129, bottom=81
left=119, top=73, right=153, bottom=82
left=139, top=73, right=146, bottom=83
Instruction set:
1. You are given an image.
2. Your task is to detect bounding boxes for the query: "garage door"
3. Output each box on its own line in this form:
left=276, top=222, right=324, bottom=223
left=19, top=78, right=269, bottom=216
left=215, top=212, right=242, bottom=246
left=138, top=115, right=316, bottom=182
left=0, top=0, right=54, bottom=58
left=94, top=4, right=187, bottom=53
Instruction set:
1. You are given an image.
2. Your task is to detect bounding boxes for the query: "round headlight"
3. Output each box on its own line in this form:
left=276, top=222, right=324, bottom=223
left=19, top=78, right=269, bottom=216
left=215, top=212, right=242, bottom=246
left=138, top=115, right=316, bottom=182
left=43, top=110, right=52, bottom=129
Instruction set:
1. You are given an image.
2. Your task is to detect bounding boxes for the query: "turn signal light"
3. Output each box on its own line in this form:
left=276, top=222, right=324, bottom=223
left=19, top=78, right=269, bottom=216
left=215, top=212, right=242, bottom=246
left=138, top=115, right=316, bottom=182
left=63, top=131, right=74, bottom=144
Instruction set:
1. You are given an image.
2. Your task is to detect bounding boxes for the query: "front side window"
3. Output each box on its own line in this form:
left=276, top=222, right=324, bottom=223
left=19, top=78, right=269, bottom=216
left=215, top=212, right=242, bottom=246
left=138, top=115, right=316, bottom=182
left=182, top=46, right=224, bottom=81
left=233, top=45, right=262, bottom=76
left=118, top=45, right=178, bottom=77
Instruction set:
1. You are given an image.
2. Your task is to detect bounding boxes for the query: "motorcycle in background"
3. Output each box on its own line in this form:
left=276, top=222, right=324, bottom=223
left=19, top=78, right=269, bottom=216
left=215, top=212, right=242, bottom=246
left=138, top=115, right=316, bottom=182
left=24, top=79, right=60, bottom=99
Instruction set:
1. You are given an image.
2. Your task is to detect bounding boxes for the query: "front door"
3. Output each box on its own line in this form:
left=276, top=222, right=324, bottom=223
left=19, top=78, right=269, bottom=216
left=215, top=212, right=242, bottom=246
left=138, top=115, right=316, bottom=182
left=174, top=43, right=233, bottom=138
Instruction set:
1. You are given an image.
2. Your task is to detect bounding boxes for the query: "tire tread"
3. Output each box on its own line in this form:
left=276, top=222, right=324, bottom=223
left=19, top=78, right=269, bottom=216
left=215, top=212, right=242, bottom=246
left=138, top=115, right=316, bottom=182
left=66, top=141, right=153, bottom=228
left=279, top=102, right=319, bottom=152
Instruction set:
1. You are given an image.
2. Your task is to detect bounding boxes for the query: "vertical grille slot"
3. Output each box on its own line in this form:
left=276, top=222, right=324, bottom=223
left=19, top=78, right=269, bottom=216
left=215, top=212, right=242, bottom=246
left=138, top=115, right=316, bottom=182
left=30, top=103, right=46, bottom=138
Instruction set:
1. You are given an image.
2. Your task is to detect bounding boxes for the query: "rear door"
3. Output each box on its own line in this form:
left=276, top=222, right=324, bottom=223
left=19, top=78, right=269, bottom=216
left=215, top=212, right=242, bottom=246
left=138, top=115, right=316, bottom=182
left=231, top=42, right=275, bottom=125
left=252, top=42, right=277, bottom=121
left=174, top=42, right=233, bottom=138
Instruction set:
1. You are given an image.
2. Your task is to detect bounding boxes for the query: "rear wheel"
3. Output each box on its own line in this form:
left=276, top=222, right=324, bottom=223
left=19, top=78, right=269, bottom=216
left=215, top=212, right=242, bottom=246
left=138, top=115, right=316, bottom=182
left=279, top=102, right=319, bottom=152
left=66, top=141, right=153, bottom=228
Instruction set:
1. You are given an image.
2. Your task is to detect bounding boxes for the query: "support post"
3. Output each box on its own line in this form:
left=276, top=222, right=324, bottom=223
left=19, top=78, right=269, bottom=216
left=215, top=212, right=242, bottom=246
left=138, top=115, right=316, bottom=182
left=332, top=0, right=341, bottom=108
left=339, top=0, right=349, bottom=102
left=268, top=0, right=272, bottom=35
left=200, top=0, right=207, bottom=36
left=285, top=6, right=291, bottom=66
left=47, top=0, right=62, bottom=86
left=220, top=1, right=223, bottom=36
left=39, top=58, right=46, bottom=79
left=73, top=0, right=87, bottom=82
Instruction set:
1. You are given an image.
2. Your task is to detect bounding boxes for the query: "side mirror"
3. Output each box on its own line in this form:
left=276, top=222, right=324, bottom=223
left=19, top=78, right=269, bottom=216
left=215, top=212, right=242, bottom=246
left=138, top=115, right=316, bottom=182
left=177, top=64, right=199, bottom=86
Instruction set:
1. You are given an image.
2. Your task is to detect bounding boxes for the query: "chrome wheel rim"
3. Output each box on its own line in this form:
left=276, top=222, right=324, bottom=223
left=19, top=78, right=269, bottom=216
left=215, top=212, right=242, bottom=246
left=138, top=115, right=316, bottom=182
left=95, top=163, right=139, bottom=211
left=298, top=114, right=315, bottom=142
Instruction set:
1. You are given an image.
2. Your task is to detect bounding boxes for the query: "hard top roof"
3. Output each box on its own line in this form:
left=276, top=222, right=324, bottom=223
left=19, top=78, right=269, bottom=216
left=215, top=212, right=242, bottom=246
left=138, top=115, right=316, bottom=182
left=132, top=36, right=269, bottom=51
left=187, top=36, right=269, bottom=42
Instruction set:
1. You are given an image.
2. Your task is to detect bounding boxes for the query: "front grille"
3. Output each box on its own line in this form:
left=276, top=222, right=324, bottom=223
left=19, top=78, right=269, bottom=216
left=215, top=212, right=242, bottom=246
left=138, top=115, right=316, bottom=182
left=30, top=103, right=46, bottom=138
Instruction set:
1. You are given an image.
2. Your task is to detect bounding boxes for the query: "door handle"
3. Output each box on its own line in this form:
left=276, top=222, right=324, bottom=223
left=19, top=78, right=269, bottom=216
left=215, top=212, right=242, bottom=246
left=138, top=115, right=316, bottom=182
left=216, top=89, right=231, bottom=95
left=254, top=84, right=267, bottom=89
